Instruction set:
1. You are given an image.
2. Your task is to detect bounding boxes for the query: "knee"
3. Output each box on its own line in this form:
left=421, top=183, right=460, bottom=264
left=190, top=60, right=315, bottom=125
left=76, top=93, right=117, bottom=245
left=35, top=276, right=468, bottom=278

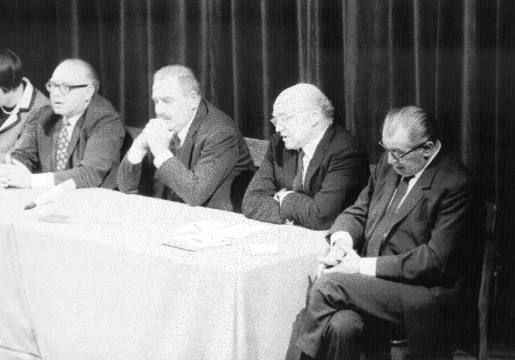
left=310, top=273, right=344, bottom=297
left=325, top=310, right=365, bottom=341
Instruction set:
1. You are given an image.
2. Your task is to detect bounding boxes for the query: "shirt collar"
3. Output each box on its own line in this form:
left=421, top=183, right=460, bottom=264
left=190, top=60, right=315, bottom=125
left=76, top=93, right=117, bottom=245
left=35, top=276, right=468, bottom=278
left=301, top=125, right=329, bottom=160
left=412, top=140, right=442, bottom=181
left=176, top=103, right=200, bottom=145
left=17, top=78, right=34, bottom=111
left=64, top=111, right=84, bottom=127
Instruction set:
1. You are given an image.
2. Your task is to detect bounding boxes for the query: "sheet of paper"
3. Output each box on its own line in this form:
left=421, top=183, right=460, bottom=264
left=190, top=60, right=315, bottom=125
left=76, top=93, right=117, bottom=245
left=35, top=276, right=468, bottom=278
left=162, top=221, right=272, bottom=251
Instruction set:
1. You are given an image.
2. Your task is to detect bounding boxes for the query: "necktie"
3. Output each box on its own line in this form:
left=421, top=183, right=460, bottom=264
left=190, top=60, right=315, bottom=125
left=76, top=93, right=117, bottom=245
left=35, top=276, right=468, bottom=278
left=169, top=133, right=181, bottom=155
left=292, top=149, right=304, bottom=192
left=365, top=175, right=413, bottom=256
left=385, top=175, right=412, bottom=215
left=55, top=118, right=71, bottom=171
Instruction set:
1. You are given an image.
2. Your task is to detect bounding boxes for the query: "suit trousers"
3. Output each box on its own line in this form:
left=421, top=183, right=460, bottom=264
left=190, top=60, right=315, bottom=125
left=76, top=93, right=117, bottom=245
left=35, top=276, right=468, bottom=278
left=296, top=273, right=434, bottom=360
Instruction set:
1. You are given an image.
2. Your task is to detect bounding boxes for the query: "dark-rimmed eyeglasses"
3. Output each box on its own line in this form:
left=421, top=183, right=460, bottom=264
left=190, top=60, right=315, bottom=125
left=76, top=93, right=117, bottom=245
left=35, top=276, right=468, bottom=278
left=378, top=140, right=427, bottom=162
left=45, top=81, right=90, bottom=95
left=270, top=108, right=312, bottom=127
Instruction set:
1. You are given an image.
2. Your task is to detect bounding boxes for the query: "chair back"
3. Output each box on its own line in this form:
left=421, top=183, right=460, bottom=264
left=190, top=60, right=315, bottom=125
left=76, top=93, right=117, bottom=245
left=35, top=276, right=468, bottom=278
left=390, top=201, right=497, bottom=360
left=478, top=201, right=497, bottom=360
left=244, top=137, right=269, bottom=167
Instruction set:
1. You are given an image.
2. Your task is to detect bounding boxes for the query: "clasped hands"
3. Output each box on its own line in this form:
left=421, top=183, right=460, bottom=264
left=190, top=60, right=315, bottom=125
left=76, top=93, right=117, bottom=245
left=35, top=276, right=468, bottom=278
left=132, top=118, right=174, bottom=156
left=316, top=231, right=361, bottom=278
left=0, top=157, right=33, bottom=188
left=273, top=188, right=295, bottom=225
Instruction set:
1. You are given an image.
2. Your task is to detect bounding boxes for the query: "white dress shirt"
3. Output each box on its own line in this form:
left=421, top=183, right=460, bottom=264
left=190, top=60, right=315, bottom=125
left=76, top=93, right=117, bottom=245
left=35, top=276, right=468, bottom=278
left=276, top=125, right=329, bottom=206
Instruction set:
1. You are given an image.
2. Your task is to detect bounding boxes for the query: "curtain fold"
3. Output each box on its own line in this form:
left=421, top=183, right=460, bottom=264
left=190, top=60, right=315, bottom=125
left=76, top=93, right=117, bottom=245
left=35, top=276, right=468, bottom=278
left=1, top=0, right=514, bottom=343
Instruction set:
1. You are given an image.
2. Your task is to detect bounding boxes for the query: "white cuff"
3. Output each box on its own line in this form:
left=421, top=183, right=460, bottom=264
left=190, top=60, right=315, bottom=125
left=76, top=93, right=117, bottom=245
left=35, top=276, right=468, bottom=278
left=32, top=173, right=55, bottom=189
left=330, top=231, right=353, bottom=249
left=359, top=257, right=377, bottom=276
left=153, top=150, right=174, bottom=169
left=127, top=146, right=147, bottom=164
left=277, top=190, right=294, bottom=206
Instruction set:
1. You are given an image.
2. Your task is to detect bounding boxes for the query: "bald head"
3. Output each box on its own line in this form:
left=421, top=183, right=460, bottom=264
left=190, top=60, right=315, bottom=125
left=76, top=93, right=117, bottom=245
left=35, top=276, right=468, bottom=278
left=56, top=59, right=99, bottom=92
left=274, top=83, right=334, bottom=124
left=272, top=83, right=333, bottom=150
left=48, top=58, right=98, bottom=117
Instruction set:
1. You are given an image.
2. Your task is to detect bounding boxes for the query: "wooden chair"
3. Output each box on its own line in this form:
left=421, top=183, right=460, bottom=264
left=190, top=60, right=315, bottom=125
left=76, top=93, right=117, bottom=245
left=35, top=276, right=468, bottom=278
left=230, top=137, right=268, bottom=212
left=244, top=137, right=269, bottom=167
left=390, top=201, right=497, bottom=360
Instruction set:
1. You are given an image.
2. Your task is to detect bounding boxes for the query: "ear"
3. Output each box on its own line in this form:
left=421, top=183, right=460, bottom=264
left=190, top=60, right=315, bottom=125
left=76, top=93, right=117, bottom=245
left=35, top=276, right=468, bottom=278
left=85, top=85, right=95, bottom=100
left=187, top=91, right=200, bottom=108
left=422, top=141, right=435, bottom=157
left=310, top=109, right=322, bottom=126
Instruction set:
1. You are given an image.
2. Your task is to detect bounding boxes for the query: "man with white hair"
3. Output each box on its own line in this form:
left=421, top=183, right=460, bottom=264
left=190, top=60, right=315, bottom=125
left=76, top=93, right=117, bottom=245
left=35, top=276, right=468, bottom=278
left=117, top=65, right=254, bottom=211
left=0, top=58, right=124, bottom=189
left=296, top=106, right=476, bottom=359
left=242, top=83, right=369, bottom=230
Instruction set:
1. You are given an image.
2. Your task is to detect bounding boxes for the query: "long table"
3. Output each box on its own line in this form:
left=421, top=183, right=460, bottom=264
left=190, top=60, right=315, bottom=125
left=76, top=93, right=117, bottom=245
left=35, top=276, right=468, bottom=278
left=0, top=188, right=327, bottom=360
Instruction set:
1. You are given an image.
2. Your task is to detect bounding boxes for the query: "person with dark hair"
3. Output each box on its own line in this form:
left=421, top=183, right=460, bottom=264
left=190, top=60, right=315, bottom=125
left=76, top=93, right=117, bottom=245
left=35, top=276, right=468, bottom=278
left=0, top=58, right=124, bottom=189
left=117, top=65, right=254, bottom=211
left=0, top=49, right=49, bottom=161
left=242, top=83, right=369, bottom=230
left=296, top=105, right=475, bottom=359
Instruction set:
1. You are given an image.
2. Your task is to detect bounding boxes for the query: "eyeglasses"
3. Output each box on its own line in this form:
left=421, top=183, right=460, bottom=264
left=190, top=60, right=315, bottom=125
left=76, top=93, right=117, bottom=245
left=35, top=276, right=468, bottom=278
left=378, top=140, right=427, bottom=162
left=270, top=109, right=311, bottom=127
left=45, top=81, right=90, bottom=95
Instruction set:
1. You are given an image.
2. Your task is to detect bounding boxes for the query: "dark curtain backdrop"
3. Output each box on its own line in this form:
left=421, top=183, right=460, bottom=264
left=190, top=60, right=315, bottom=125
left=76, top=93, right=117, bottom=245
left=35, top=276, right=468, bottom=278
left=1, top=0, right=514, bottom=346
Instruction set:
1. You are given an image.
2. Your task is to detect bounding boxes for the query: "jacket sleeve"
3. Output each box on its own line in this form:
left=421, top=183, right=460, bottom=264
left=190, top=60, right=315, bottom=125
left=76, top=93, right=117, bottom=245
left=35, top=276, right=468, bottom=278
left=327, top=169, right=376, bottom=248
left=278, top=144, right=369, bottom=230
left=117, top=154, right=143, bottom=194
left=10, top=106, right=53, bottom=171
left=54, top=112, right=124, bottom=188
left=154, top=126, right=239, bottom=206
left=241, top=141, right=283, bottom=224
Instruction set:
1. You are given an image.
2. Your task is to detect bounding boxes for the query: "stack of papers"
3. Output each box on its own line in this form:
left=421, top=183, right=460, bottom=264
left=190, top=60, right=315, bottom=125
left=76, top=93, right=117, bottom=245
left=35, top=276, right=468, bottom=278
left=162, top=221, right=270, bottom=251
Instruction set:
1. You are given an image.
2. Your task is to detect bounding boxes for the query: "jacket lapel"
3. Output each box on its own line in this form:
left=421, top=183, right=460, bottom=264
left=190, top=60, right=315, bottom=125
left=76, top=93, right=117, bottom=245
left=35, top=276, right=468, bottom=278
left=384, top=151, right=445, bottom=237
left=64, top=111, right=87, bottom=165
left=303, top=126, right=334, bottom=191
left=41, top=113, right=61, bottom=171
left=366, top=168, right=399, bottom=238
left=177, top=100, right=206, bottom=167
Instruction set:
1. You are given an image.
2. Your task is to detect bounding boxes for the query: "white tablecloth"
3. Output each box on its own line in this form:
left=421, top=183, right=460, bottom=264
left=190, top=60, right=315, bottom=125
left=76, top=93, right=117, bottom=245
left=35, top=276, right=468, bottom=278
left=0, top=188, right=327, bottom=360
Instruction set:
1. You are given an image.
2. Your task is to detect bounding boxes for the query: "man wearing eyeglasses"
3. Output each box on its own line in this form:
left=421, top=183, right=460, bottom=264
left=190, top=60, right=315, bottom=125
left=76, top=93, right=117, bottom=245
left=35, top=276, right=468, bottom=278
left=0, top=59, right=124, bottom=189
left=242, top=83, right=369, bottom=230
left=296, top=106, right=475, bottom=359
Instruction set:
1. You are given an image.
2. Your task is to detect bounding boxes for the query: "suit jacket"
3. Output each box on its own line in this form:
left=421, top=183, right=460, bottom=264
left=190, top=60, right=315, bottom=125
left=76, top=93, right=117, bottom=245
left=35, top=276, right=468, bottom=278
left=328, top=149, right=476, bottom=352
left=242, top=124, right=369, bottom=230
left=117, top=99, right=255, bottom=212
left=11, top=94, right=125, bottom=189
left=0, top=80, right=49, bottom=160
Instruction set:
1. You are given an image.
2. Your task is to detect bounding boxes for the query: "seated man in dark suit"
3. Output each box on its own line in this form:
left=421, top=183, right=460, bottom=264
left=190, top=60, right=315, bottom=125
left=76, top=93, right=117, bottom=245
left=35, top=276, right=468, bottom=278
left=296, top=106, right=475, bottom=359
left=242, top=83, right=369, bottom=230
left=0, top=59, right=124, bottom=189
left=117, top=65, right=254, bottom=211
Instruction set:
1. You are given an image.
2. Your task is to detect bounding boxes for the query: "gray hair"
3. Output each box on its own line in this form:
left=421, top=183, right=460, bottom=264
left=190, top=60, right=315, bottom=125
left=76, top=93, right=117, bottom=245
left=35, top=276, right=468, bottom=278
left=154, top=65, right=201, bottom=97
left=383, top=105, right=437, bottom=144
